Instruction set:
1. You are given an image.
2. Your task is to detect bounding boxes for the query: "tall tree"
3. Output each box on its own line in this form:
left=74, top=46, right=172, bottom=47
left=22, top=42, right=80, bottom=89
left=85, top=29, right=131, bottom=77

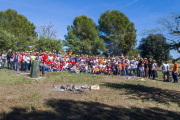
left=142, top=13, right=180, bottom=60
left=37, top=22, right=58, bottom=39
left=0, top=28, right=17, bottom=52
left=98, top=10, right=137, bottom=55
left=0, top=8, right=37, bottom=50
left=138, top=34, right=170, bottom=66
left=64, top=15, right=107, bottom=55
left=33, top=36, right=62, bottom=52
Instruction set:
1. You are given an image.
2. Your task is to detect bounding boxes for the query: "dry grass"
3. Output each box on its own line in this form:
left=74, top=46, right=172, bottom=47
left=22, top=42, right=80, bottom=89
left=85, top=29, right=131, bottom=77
left=0, top=69, right=180, bottom=120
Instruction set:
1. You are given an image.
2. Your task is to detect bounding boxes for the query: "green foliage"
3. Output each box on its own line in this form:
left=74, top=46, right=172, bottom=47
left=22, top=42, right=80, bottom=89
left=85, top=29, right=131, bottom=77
left=64, top=15, right=107, bottom=55
left=0, top=8, right=37, bottom=50
left=141, top=13, right=180, bottom=60
left=98, top=10, right=137, bottom=55
left=126, top=49, right=139, bottom=59
left=33, top=36, right=62, bottom=52
left=0, top=28, right=17, bottom=52
left=138, top=34, right=170, bottom=67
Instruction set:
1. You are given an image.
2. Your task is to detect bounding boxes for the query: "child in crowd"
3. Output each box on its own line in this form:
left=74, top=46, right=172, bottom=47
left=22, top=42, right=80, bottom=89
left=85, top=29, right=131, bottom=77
left=117, top=62, right=122, bottom=76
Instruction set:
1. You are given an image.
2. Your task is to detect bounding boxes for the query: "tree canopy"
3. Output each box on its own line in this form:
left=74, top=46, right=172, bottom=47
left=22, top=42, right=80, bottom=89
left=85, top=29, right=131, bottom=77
left=0, top=8, right=37, bottom=50
left=33, top=36, right=63, bottom=53
left=141, top=13, right=180, bottom=60
left=138, top=34, right=170, bottom=66
left=98, top=10, right=137, bottom=55
left=0, top=28, right=17, bottom=52
left=64, top=15, right=107, bottom=55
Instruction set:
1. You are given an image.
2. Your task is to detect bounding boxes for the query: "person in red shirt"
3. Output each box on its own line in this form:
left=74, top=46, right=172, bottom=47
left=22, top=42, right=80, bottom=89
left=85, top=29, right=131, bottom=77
left=67, top=60, right=71, bottom=64
left=106, top=64, right=111, bottom=76
left=60, top=63, right=64, bottom=71
left=42, top=53, right=48, bottom=63
left=72, top=59, right=76, bottom=66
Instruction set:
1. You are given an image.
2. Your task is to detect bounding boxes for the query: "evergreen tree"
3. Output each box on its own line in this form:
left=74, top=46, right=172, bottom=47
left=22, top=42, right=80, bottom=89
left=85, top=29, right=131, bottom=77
left=0, top=8, right=37, bottom=50
left=64, top=15, right=107, bottom=55
left=98, top=10, right=137, bottom=55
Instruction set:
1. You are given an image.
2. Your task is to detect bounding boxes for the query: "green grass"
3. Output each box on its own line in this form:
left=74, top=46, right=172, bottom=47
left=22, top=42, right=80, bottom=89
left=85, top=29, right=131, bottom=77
left=0, top=67, right=180, bottom=120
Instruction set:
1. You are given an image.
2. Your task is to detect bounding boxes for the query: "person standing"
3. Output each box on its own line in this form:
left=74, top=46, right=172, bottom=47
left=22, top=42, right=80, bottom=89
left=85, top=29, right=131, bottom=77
left=10, top=52, right=15, bottom=70
left=152, top=60, right=157, bottom=80
left=7, top=49, right=12, bottom=69
left=137, top=56, right=141, bottom=76
left=0, top=51, right=7, bottom=69
left=162, top=61, right=170, bottom=81
left=172, top=60, right=178, bottom=83
left=17, top=52, right=23, bottom=72
left=13, top=52, right=18, bottom=71
left=23, top=53, right=28, bottom=71
left=148, top=58, right=153, bottom=78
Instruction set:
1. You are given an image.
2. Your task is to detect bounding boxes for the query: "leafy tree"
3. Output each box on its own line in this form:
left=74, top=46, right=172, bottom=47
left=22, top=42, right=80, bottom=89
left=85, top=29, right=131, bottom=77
left=138, top=34, right=170, bottom=66
left=126, top=48, right=139, bottom=59
left=142, top=13, right=180, bottom=60
left=0, top=8, right=37, bottom=50
left=64, top=15, right=107, bottom=55
left=98, top=10, right=137, bottom=55
left=33, top=36, right=62, bottom=52
left=0, top=28, right=17, bottom=52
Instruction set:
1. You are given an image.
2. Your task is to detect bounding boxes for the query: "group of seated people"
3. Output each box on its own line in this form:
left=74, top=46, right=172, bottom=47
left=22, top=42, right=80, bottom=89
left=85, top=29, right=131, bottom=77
left=31, top=50, right=158, bottom=79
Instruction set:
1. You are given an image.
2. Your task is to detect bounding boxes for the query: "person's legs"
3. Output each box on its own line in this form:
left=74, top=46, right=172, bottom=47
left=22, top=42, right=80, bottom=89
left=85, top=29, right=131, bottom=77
left=125, top=68, right=128, bottom=76
left=10, top=61, right=13, bottom=70
left=134, top=68, right=137, bottom=76
left=1, top=60, right=6, bottom=69
left=20, top=61, right=23, bottom=71
left=153, top=70, right=156, bottom=79
left=26, top=63, right=29, bottom=71
left=149, top=69, right=151, bottom=78
left=17, top=62, right=20, bottom=72
left=7, top=59, right=10, bottom=69
left=173, top=73, right=178, bottom=83
left=163, top=73, right=165, bottom=81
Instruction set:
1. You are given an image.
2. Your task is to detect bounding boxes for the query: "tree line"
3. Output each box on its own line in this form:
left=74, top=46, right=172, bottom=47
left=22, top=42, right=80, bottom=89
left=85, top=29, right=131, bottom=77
left=0, top=8, right=179, bottom=65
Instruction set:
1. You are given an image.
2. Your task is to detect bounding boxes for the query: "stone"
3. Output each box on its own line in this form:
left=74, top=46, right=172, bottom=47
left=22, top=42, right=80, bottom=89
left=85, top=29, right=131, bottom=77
left=66, top=84, right=73, bottom=91
left=60, top=85, right=67, bottom=89
left=90, top=84, right=100, bottom=90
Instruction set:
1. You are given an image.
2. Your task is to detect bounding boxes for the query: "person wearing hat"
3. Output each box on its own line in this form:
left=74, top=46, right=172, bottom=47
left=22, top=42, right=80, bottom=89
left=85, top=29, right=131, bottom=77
left=74, top=55, right=78, bottom=63
left=130, top=56, right=135, bottom=75
left=7, top=49, right=12, bottom=70
left=151, top=60, right=157, bottom=79
left=48, top=53, right=54, bottom=61
left=58, top=52, right=62, bottom=57
left=69, top=49, right=73, bottom=55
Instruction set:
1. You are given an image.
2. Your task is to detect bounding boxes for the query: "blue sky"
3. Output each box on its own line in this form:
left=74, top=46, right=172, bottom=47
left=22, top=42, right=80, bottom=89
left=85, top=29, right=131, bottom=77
left=0, top=0, right=179, bottom=58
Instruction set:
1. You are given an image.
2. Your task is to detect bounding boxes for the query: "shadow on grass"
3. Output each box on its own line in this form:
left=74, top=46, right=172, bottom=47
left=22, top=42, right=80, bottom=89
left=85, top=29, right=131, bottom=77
left=104, top=82, right=180, bottom=107
left=1, top=99, right=180, bottom=120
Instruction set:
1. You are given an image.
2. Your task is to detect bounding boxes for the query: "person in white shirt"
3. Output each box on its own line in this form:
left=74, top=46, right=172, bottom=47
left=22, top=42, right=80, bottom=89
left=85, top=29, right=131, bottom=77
left=130, top=56, right=135, bottom=75
left=48, top=53, right=54, bottom=61
left=162, top=61, right=170, bottom=81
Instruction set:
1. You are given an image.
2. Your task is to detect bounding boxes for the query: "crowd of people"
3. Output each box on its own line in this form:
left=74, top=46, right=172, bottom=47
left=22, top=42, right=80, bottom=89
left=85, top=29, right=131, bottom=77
left=0, top=49, right=178, bottom=83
